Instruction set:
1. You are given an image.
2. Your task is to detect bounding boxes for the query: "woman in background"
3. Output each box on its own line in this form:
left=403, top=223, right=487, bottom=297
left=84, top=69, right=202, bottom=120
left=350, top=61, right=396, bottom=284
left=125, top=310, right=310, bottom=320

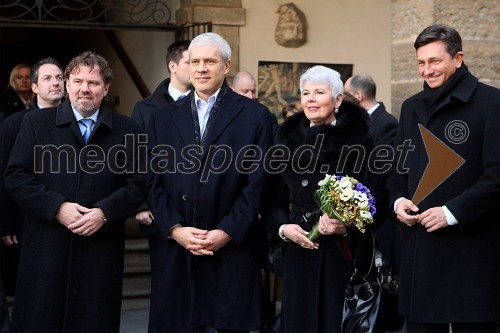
left=1, top=63, right=32, bottom=118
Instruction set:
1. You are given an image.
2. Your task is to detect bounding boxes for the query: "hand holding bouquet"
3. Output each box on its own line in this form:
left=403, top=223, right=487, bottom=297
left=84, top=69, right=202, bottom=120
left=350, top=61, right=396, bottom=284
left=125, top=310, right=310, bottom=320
left=308, top=175, right=376, bottom=242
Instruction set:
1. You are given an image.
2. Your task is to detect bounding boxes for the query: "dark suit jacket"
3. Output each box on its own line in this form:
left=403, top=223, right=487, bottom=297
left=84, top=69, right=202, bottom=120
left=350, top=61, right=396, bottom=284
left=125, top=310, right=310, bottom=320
left=147, top=88, right=273, bottom=330
left=4, top=100, right=144, bottom=332
left=387, top=71, right=500, bottom=322
left=370, top=102, right=398, bottom=146
left=131, top=78, right=174, bottom=133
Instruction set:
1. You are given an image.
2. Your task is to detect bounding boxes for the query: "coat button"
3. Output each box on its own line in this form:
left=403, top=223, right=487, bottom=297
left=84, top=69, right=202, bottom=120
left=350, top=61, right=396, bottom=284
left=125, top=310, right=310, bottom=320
left=304, top=212, right=312, bottom=218
left=301, top=179, right=308, bottom=187
left=182, top=195, right=188, bottom=201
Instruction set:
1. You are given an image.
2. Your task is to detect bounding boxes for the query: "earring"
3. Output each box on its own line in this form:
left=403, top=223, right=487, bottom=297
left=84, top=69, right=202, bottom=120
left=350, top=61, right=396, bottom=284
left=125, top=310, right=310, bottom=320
left=334, top=108, right=339, bottom=114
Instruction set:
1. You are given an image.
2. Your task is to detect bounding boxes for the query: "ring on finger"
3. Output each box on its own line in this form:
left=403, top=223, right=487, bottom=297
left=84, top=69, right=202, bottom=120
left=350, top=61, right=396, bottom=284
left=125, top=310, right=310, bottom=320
left=83, top=229, right=88, bottom=235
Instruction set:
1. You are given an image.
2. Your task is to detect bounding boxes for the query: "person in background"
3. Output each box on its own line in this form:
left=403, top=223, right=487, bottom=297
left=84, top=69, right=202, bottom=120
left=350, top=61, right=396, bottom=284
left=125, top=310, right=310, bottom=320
left=0, top=64, right=32, bottom=118
left=231, top=70, right=279, bottom=136
left=146, top=32, right=273, bottom=333
left=0, top=58, right=65, bottom=329
left=132, top=40, right=191, bottom=133
left=387, top=24, right=500, bottom=332
left=231, top=70, right=257, bottom=100
left=4, top=51, right=144, bottom=332
left=263, top=65, right=373, bottom=332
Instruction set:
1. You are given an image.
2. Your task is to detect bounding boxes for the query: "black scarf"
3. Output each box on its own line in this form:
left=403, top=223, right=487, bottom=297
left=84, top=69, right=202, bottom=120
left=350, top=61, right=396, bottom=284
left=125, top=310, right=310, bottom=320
left=422, top=64, right=469, bottom=112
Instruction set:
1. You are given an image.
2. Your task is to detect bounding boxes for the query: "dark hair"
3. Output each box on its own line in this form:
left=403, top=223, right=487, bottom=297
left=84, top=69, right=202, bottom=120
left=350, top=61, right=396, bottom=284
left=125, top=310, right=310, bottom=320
left=414, top=24, right=462, bottom=57
left=64, top=51, right=113, bottom=84
left=281, top=101, right=303, bottom=119
left=166, top=40, right=190, bottom=72
left=348, top=74, right=376, bottom=100
left=30, top=58, right=63, bottom=84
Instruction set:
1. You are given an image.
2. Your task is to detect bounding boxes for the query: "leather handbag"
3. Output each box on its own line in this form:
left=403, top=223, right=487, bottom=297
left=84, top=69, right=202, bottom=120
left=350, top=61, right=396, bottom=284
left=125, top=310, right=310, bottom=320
left=342, top=234, right=400, bottom=333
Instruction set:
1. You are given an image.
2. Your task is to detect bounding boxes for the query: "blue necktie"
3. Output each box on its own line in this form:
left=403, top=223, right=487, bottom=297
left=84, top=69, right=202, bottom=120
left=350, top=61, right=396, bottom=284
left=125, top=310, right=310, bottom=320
left=80, top=118, right=94, bottom=144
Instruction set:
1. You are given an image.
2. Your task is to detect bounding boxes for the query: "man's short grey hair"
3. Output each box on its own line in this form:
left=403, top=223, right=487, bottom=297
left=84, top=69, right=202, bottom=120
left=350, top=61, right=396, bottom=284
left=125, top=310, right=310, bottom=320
left=349, top=74, right=376, bottom=100
left=300, top=65, right=344, bottom=97
left=189, top=32, right=232, bottom=62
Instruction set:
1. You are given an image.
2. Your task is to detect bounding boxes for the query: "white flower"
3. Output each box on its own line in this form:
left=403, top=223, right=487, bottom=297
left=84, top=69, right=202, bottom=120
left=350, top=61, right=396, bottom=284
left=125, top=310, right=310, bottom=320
left=358, top=200, right=369, bottom=209
left=354, top=191, right=367, bottom=201
left=360, top=211, right=372, bottom=219
left=340, top=188, right=354, bottom=201
left=318, top=174, right=332, bottom=186
left=339, top=177, right=352, bottom=189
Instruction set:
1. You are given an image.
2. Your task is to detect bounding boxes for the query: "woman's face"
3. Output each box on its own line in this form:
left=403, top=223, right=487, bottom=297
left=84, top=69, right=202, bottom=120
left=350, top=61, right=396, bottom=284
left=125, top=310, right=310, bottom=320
left=14, top=67, right=31, bottom=93
left=301, top=81, right=342, bottom=126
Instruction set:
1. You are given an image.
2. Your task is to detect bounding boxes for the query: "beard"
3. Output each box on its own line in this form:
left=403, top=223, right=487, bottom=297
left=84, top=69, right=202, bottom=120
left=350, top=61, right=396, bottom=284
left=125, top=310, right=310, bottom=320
left=73, top=99, right=98, bottom=118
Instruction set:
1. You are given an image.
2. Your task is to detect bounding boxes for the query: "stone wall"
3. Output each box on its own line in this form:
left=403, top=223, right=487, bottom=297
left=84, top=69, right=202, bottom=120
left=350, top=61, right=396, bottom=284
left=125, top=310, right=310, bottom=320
left=391, top=0, right=500, bottom=118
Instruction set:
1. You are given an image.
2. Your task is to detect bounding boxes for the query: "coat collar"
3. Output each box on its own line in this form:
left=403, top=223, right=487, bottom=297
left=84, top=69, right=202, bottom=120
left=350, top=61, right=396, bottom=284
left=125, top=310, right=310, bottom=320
left=370, top=102, right=386, bottom=122
left=412, top=72, right=478, bottom=123
left=56, top=100, right=113, bottom=129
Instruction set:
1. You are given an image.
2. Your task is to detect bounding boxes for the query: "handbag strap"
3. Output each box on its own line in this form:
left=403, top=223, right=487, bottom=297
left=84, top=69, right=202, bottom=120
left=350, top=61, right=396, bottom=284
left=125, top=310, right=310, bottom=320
left=352, top=227, right=377, bottom=279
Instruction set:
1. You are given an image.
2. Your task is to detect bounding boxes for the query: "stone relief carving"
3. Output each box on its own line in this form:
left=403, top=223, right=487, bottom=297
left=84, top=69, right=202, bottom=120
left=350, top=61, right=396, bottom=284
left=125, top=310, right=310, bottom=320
left=274, top=3, right=307, bottom=48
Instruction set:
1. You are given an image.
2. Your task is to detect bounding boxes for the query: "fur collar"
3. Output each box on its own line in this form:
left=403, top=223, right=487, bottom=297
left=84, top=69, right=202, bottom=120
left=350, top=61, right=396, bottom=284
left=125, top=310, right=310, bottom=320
left=277, top=101, right=373, bottom=163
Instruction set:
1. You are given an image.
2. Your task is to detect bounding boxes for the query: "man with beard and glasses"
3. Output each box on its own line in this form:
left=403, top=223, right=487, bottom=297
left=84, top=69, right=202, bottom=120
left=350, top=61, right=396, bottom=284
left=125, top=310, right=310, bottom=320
left=388, top=24, right=500, bottom=332
left=4, top=51, right=144, bottom=332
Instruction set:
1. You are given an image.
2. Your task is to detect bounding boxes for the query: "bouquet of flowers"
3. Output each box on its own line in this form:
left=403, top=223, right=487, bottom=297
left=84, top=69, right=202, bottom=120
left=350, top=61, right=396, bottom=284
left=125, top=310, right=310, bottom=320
left=308, top=174, right=376, bottom=242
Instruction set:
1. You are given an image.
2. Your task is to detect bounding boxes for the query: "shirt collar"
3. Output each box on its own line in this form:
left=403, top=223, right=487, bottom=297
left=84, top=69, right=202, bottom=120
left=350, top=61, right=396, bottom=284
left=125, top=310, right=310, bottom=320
left=366, top=102, right=380, bottom=116
left=168, top=83, right=191, bottom=101
left=194, top=88, right=221, bottom=106
left=71, top=107, right=99, bottom=123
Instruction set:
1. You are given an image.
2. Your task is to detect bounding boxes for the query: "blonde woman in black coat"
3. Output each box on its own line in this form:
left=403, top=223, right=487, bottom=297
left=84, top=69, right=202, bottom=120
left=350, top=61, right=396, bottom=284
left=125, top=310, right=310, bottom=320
left=265, top=65, right=373, bottom=332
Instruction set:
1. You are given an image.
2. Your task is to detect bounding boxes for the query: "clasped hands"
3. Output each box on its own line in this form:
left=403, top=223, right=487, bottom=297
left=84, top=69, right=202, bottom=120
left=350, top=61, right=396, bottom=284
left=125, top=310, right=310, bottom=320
left=171, top=226, right=231, bottom=256
left=282, top=213, right=346, bottom=250
left=395, top=198, right=448, bottom=232
left=56, top=202, right=106, bottom=236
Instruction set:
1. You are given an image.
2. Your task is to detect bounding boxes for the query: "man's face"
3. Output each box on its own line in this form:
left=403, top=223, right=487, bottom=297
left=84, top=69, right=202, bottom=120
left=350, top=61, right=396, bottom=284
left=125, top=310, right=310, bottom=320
left=189, top=44, right=230, bottom=100
left=233, top=76, right=257, bottom=100
left=417, top=41, right=463, bottom=89
left=31, top=64, right=64, bottom=108
left=172, top=50, right=191, bottom=88
left=66, top=65, right=109, bottom=117
left=14, top=67, right=31, bottom=93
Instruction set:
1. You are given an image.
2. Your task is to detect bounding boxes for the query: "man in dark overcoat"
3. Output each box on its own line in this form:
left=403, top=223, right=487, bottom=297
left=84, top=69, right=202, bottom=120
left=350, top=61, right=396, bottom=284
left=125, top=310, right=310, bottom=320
left=4, top=51, right=144, bottom=332
left=147, top=32, right=273, bottom=332
left=387, top=24, right=500, bottom=332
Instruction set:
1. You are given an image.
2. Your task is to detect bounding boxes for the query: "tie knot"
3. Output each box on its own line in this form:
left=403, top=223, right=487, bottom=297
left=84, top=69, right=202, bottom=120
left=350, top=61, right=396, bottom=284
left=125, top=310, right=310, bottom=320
left=80, top=118, right=94, bottom=128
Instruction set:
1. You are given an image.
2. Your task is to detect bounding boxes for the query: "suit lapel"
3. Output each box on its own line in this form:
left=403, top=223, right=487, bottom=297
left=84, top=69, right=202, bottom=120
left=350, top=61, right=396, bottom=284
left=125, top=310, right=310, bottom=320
left=201, top=91, right=242, bottom=158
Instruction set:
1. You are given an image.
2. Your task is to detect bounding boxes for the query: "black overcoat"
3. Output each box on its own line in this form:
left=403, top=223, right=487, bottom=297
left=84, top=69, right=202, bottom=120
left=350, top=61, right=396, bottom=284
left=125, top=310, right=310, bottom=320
left=264, top=101, right=374, bottom=332
left=4, top=100, right=144, bottom=332
left=146, top=88, right=274, bottom=331
left=387, top=71, right=500, bottom=323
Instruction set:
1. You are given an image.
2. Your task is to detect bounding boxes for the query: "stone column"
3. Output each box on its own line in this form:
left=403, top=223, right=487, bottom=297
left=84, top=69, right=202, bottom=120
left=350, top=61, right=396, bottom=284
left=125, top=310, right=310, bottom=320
left=391, top=0, right=500, bottom=118
left=176, top=0, right=245, bottom=76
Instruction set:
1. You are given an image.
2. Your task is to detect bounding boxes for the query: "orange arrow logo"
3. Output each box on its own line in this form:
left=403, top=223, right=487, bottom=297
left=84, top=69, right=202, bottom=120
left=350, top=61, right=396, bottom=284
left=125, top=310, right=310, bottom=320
left=411, top=124, right=465, bottom=206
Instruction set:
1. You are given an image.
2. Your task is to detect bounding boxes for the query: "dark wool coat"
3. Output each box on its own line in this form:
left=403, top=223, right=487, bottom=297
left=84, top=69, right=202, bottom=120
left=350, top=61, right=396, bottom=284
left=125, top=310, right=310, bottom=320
left=0, top=88, right=27, bottom=118
left=387, top=70, right=500, bottom=323
left=4, top=100, right=144, bottom=332
left=131, top=78, right=174, bottom=133
left=146, top=89, right=274, bottom=332
left=0, top=107, right=39, bottom=297
left=264, top=101, right=374, bottom=332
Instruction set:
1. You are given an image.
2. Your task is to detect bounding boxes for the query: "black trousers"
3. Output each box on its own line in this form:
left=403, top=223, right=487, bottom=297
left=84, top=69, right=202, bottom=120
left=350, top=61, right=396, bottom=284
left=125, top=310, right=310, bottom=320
left=406, top=319, right=496, bottom=333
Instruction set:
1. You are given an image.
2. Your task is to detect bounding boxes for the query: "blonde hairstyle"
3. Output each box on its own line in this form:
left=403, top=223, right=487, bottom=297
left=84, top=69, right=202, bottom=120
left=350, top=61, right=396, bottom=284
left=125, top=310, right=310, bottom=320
left=8, top=63, right=32, bottom=90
